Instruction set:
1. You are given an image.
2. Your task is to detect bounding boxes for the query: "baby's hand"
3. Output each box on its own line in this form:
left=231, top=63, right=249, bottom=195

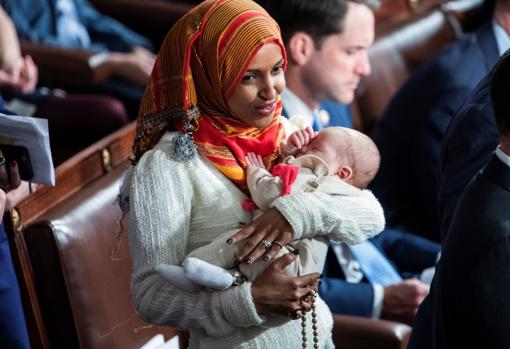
left=246, top=152, right=266, bottom=169
left=288, top=127, right=316, bottom=151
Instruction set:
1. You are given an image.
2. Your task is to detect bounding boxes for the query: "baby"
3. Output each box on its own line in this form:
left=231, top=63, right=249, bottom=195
left=157, top=126, right=382, bottom=294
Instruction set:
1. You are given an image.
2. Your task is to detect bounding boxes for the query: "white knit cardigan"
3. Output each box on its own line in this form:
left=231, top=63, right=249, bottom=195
left=124, top=132, right=385, bottom=349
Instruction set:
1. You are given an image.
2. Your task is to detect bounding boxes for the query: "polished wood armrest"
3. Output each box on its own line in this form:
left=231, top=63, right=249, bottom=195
left=20, top=42, right=99, bottom=86
left=333, top=314, right=412, bottom=349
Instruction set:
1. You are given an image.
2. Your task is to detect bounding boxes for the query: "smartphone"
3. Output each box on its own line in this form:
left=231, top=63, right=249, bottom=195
left=0, top=144, right=34, bottom=181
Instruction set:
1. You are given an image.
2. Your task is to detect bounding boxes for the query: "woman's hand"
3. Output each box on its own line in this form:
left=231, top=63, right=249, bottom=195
left=228, top=208, right=293, bottom=264
left=251, top=252, right=321, bottom=317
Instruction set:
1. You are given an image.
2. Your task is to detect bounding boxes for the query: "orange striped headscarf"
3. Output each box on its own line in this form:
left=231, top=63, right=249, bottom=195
left=133, top=0, right=287, bottom=192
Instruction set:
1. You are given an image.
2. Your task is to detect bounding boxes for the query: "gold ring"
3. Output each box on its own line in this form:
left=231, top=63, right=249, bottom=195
left=272, top=240, right=284, bottom=249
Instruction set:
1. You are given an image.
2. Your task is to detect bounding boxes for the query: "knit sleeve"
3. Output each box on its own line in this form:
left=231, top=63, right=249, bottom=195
left=247, top=166, right=283, bottom=210
left=127, top=147, right=264, bottom=336
left=270, top=189, right=385, bottom=244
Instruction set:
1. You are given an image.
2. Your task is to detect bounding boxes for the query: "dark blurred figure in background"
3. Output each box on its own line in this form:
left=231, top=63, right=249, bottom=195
left=369, top=0, right=507, bottom=242
left=0, top=6, right=129, bottom=165
left=409, top=49, right=510, bottom=349
left=0, top=0, right=156, bottom=119
left=0, top=135, right=30, bottom=349
left=266, top=0, right=440, bottom=324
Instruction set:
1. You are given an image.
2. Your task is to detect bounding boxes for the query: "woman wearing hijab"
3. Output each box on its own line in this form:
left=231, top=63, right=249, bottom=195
left=122, top=0, right=384, bottom=348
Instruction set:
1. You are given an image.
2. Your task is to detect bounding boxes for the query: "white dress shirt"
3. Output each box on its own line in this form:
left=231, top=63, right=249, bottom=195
left=281, top=88, right=316, bottom=128
left=493, top=20, right=510, bottom=56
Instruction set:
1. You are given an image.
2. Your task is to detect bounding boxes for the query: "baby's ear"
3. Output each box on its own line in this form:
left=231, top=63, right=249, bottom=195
left=338, top=166, right=353, bottom=181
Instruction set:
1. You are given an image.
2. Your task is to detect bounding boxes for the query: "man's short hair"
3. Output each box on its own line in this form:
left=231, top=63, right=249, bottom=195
left=264, top=0, right=378, bottom=47
left=491, top=50, right=510, bottom=137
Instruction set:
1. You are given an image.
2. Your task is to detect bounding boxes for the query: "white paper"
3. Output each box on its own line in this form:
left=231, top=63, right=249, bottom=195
left=157, top=335, right=180, bottom=349
left=139, top=334, right=180, bottom=349
left=139, top=334, right=165, bottom=349
left=0, top=113, right=55, bottom=186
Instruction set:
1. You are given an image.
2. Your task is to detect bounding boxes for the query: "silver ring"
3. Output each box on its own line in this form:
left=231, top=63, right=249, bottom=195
left=261, top=239, right=272, bottom=250
left=0, top=156, right=5, bottom=167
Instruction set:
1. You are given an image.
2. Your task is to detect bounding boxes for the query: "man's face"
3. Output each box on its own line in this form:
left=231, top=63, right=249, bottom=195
left=302, top=2, right=374, bottom=104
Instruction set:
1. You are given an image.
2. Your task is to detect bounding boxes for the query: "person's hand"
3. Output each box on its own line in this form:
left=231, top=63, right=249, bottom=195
left=381, top=278, right=429, bottom=324
left=132, top=46, right=157, bottom=63
left=104, top=48, right=156, bottom=86
left=0, top=150, right=21, bottom=194
left=288, top=127, right=316, bottom=151
left=18, top=55, right=38, bottom=93
left=245, top=152, right=266, bottom=170
left=0, top=55, right=38, bottom=93
left=5, top=181, right=35, bottom=210
left=251, top=252, right=321, bottom=317
left=0, top=55, right=22, bottom=90
left=227, top=208, right=293, bottom=264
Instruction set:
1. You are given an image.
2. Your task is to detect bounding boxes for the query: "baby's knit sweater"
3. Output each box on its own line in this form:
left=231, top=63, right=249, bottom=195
left=124, top=132, right=385, bottom=349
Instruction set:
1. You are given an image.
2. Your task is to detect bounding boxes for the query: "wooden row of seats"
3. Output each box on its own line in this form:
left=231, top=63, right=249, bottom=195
left=26, top=0, right=486, bottom=133
left=3, top=0, right=488, bottom=348
left=3, top=122, right=412, bottom=349
left=3, top=123, right=185, bottom=349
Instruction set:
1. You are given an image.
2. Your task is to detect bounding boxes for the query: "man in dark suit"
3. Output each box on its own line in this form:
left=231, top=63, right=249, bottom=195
left=0, top=0, right=156, bottom=119
left=409, top=49, right=510, bottom=349
left=437, top=66, right=499, bottom=241
left=265, top=0, right=371, bottom=131
left=369, top=1, right=502, bottom=242
left=266, top=0, right=441, bottom=321
left=320, top=228, right=439, bottom=321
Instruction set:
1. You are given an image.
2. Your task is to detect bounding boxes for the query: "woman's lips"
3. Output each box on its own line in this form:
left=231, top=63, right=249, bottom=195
left=254, top=101, right=277, bottom=116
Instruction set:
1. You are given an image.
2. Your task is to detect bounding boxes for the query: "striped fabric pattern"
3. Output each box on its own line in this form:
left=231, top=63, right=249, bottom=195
left=133, top=0, right=287, bottom=192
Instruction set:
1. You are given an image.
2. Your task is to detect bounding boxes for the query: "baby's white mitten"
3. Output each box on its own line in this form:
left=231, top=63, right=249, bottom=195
left=156, top=264, right=201, bottom=292
left=183, top=257, right=234, bottom=290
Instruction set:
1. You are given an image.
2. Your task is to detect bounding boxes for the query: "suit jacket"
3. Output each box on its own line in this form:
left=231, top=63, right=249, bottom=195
left=0, top=101, right=31, bottom=347
left=281, top=101, right=352, bottom=130
left=0, top=0, right=152, bottom=52
left=370, top=22, right=499, bottom=242
left=410, top=155, right=510, bottom=349
left=438, top=55, right=501, bottom=241
left=0, top=222, right=31, bottom=349
left=319, top=228, right=440, bottom=316
left=281, top=92, right=440, bottom=317
left=317, top=101, right=352, bottom=129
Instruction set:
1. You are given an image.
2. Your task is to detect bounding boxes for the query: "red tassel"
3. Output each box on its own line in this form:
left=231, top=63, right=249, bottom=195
left=242, top=198, right=258, bottom=211
left=271, top=164, right=298, bottom=196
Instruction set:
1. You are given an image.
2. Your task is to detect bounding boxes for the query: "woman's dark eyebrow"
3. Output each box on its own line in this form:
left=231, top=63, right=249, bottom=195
left=273, top=59, right=284, bottom=67
left=245, top=59, right=285, bottom=74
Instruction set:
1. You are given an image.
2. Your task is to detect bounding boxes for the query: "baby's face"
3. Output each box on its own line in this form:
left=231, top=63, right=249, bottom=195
left=298, top=131, right=345, bottom=175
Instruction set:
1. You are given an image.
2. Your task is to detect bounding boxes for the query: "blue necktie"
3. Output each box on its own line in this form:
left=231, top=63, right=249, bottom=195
left=349, top=241, right=403, bottom=286
left=312, top=110, right=323, bottom=131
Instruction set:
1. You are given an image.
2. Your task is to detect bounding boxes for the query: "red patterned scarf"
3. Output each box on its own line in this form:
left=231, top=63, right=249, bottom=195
left=193, top=99, right=285, bottom=190
left=133, top=0, right=286, bottom=192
